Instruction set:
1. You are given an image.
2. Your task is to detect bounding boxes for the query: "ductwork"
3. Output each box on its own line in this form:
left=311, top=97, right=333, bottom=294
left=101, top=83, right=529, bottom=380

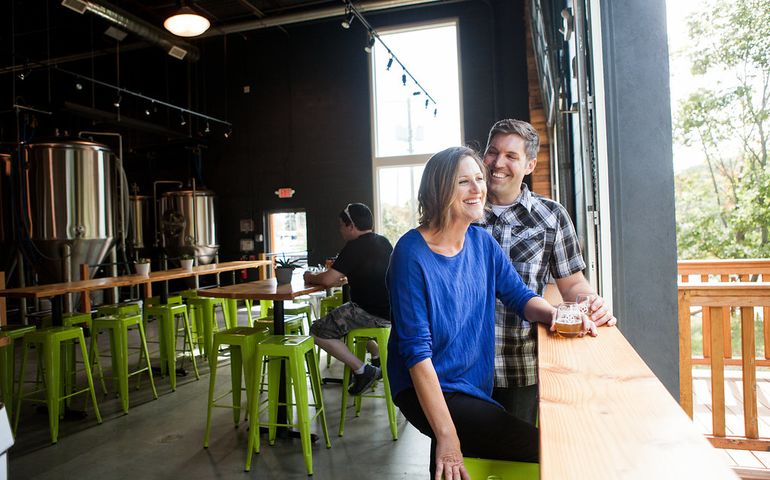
left=79, top=0, right=200, bottom=62
left=211, top=0, right=444, bottom=36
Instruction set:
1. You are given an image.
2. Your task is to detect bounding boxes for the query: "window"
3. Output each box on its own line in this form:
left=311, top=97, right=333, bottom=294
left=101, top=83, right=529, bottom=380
left=371, top=21, right=462, bottom=244
left=266, top=210, right=307, bottom=263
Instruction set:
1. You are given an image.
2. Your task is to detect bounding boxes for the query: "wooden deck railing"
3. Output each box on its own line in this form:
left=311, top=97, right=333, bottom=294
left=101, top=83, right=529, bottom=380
left=678, top=259, right=770, bottom=450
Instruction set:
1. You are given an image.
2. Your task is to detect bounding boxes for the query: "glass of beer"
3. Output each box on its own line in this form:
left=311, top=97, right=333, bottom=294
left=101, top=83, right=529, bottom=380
left=555, top=302, right=583, bottom=338
left=576, top=293, right=596, bottom=320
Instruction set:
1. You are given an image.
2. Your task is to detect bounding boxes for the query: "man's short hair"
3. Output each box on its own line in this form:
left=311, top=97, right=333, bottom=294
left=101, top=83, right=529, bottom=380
left=339, top=203, right=373, bottom=230
left=485, top=119, right=540, bottom=160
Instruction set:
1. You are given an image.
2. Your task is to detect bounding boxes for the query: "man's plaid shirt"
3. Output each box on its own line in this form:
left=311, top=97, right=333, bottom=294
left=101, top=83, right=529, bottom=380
left=476, top=185, right=586, bottom=387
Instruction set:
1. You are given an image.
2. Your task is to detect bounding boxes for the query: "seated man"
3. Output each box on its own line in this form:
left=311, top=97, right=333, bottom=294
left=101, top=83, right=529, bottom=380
left=304, top=203, right=393, bottom=395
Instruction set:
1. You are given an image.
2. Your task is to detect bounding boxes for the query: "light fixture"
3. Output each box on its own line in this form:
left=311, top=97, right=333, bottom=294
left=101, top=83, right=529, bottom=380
left=224, top=126, right=232, bottom=139
left=364, top=32, right=375, bottom=54
left=180, top=113, right=187, bottom=126
left=164, top=5, right=210, bottom=37
left=204, top=122, right=210, bottom=133
left=113, top=95, right=122, bottom=108
left=413, top=91, right=421, bottom=96
left=425, top=99, right=429, bottom=109
left=401, top=72, right=407, bottom=86
left=386, top=57, right=393, bottom=71
left=341, top=8, right=355, bottom=29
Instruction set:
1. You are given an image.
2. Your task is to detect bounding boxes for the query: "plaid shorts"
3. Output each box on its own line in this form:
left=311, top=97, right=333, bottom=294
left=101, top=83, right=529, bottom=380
left=309, top=302, right=390, bottom=339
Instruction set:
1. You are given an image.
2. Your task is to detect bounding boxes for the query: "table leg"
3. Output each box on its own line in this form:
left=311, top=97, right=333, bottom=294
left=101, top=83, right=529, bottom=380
left=51, top=296, right=64, bottom=327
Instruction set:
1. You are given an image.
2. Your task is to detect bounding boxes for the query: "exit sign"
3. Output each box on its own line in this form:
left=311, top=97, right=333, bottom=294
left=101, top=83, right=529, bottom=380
left=275, top=187, right=295, bottom=199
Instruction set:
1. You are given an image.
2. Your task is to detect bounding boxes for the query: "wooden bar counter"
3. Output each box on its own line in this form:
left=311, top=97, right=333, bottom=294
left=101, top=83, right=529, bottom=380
left=538, top=323, right=738, bottom=479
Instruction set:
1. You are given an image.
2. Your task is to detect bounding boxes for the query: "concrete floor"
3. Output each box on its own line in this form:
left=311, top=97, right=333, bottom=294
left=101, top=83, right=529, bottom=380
left=7, top=308, right=431, bottom=479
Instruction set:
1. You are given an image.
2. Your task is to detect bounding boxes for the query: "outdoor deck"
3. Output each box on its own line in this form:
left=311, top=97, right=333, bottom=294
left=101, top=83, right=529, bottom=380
left=694, top=368, right=770, bottom=478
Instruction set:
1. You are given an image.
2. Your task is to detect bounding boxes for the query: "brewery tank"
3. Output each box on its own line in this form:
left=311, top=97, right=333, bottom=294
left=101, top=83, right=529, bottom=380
left=128, top=194, right=151, bottom=255
left=25, top=140, right=116, bottom=283
left=160, top=189, right=218, bottom=264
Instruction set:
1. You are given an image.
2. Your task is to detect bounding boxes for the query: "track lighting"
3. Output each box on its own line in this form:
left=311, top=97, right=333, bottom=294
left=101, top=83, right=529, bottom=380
left=386, top=57, right=393, bottom=71
left=75, top=82, right=83, bottom=90
left=413, top=91, right=421, bottom=96
left=434, top=108, right=438, bottom=117
left=402, top=72, right=407, bottom=86
left=204, top=122, right=210, bottom=133
left=224, top=127, right=232, bottom=139
left=180, top=114, right=187, bottom=126
left=364, top=32, right=375, bottom=54
left=341, top=9, right=355, bottom=29
left=425, top=99, right=429, bottom=109
left=113, top=95, right=122, bottom=108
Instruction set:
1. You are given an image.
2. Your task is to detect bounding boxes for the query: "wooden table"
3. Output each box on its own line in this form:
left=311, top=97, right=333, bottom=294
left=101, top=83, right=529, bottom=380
left=537, top=323, right=738, bottom=479
left=0, top=260, right=270, bottom=326
left=198, top=275, right=327, bottom=435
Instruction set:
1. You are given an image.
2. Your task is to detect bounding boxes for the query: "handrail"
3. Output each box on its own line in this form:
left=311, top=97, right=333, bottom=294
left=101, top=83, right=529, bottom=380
left=678, top=281, right=770, bottom=450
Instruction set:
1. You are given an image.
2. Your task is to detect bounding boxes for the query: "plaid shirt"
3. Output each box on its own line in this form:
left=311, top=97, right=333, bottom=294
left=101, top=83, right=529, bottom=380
left=476, top=185, right=586, bottom=387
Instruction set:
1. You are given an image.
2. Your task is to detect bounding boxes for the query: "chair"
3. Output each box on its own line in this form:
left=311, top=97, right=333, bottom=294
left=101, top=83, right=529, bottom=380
left=89, top=313, right=158, bottom=413
left=339, top=327, right=398, bottom=440
left=143, top=302, right=199, bottom=391
left=0, top=325, right=37, bottom=420
left=14, top=326, right=102, bottom=443
left=185, top=296, right=230, bottom=358
left=202, top=326, right=270, bottom=448
left=260, top=300, right=313, bottom=334
left=462, top=457, right=539, bottom=480
left=245, top=335, right=331, bottom=475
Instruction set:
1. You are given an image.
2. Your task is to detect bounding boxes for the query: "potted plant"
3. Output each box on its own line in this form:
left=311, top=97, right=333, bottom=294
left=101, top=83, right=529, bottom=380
left=274, top=256, right=302, bottom=284
left=135, top=258, right=151, bottom=277
left=180, top=254, right=194, bottom=272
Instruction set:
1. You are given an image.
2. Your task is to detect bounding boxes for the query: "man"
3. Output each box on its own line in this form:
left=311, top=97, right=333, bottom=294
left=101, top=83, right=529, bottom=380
left=476, top=118, right=617, bottom=425
left=304, top=203, right=392, bottom=395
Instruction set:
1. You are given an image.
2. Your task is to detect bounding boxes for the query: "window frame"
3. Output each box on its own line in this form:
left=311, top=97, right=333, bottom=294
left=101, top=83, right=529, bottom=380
left=368, top=18, right=465, bottom=236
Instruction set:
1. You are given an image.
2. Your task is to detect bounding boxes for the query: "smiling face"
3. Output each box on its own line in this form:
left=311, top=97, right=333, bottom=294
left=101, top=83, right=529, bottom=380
left=483, top=133, right=537, bottom=205
left=448, top=155, right=487, bottom=225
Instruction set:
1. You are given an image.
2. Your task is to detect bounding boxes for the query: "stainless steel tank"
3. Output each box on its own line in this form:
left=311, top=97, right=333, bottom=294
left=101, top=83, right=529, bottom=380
left=160, top=189, right=218, bottom=264
left=128, top=194, right=151, bottom=252
left=25, top=140, right=116, bottom=283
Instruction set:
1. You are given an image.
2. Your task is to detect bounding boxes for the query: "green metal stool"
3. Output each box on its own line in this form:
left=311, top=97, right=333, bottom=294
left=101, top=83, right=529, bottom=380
left=462, top=457, right=539, bottom=480
left=0, top=325, right=37, bottom=421
left=185, top=297, right=230, bottom=358
left=144, top=303, right=199, bottom=391
left=90, top=313, right=158, bottom=413
left=339, top=327, right=397, bottom=440
left=318, top=292, right=344, bottom=366
left=222, top=298, right=251, bottom=329
left=95, top=303, right=141, bottom=318
left=252, top=315, right=305, bottom=335
left=203, top=325, right=270, bottom=448
left=260, top=300, right=313, bottom=334
left=14, top=326, right=102, bottom=443
left=245, top=335, right=331, bottom=475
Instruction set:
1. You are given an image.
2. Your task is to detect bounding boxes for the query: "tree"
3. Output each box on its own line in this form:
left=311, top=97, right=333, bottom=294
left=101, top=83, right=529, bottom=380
left=674, top=0, right=770, bottom=259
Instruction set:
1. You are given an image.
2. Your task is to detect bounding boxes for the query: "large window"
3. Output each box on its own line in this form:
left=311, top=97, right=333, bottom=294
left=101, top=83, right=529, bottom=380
left=371, top=21, right=462, bottom=244
left=266, top=210, right=307, bottom=263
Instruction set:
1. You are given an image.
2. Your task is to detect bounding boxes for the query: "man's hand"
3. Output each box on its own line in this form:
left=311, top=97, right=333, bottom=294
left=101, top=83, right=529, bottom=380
left=587, top=295, right=617, bottom=327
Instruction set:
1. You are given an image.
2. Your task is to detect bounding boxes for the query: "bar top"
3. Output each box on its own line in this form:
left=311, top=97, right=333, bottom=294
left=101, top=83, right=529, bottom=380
left=0, top=260, right=270, bottom=299
left=198, top=276, right=325, bottom=301
left=537, top=323, right=737, bottom=480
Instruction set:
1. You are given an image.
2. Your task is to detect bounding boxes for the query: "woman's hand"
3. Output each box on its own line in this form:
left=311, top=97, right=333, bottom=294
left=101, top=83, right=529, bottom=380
left=435, top=434, right=470, bottom=480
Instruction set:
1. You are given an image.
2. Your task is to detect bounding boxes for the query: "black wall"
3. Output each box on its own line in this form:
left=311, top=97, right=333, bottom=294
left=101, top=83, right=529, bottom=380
left=196, top=0, right=531, bottom=264
left=0, top=0, right=530, bottom=269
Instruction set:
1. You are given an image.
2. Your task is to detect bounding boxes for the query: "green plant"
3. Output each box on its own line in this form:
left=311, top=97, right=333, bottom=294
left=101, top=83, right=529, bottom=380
left=275, top=256, right=302, bottom=269
left=180, top=254, right=194, bottom=260
left=136, top=258, right=150, bottom=264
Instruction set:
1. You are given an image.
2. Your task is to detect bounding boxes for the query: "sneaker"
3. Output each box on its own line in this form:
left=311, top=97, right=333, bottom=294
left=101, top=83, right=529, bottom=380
left=348, top=365, right=380, bottom=396
left=370, top=357, right=381, bottom=368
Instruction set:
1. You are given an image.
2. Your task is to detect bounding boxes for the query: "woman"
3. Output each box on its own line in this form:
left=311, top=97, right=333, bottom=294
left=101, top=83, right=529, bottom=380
left=386, top=146, right=595, bottom=480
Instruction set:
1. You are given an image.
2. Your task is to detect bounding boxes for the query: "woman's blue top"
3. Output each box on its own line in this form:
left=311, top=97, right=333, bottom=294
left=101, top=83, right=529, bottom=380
left=386, top=226, right=537, bottom=404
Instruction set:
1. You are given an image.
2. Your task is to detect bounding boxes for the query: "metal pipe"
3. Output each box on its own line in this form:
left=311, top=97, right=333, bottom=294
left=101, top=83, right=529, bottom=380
left=208, top=0, right=444, bottom=36
left=63, top=243, right=72, bottom=312
left=153, top=180, right=183, bottom=248
left=16, top=250, right=26, bottom=325
left=80, top=0, right=200, bottom=61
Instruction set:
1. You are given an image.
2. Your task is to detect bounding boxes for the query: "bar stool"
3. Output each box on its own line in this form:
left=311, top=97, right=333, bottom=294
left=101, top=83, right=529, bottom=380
left=245, top=335, right=331, bottom=475
left=339, top=327, right=398, bottom=440
left=185, top=297, right=230, bottom=358
left=202, top=325, right=270, bottom=448
left=260, top=300, right=313, bottom=334
left=318, top=292, right=343, bottom=366
left=0, top=325, right=37, bottom=421
left=462, top=457, right=539, bottom=479
left=14, top=326, right=102, bottom=443
left=90, top=313, right=158, bottom=413
left=95, top=303, right=141, bottom=318
left=144, top=302, right=199, bottom=391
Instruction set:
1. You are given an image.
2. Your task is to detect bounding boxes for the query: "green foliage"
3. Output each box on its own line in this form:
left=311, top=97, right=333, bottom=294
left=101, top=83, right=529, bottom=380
left=674, top=0, right=770, bottom=259
left=275, top=256, right=302, bottom=269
